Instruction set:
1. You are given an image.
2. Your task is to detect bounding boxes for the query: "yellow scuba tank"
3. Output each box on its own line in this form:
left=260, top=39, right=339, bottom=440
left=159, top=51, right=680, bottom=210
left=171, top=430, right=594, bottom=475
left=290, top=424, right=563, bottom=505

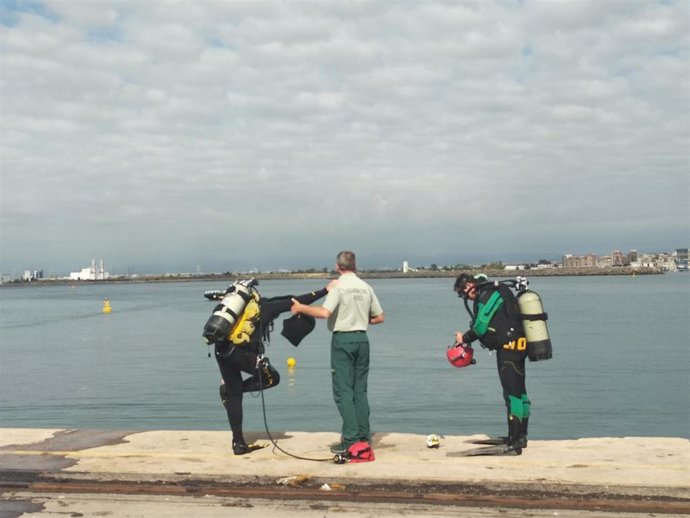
left=516, top=289, right=552, bottom=361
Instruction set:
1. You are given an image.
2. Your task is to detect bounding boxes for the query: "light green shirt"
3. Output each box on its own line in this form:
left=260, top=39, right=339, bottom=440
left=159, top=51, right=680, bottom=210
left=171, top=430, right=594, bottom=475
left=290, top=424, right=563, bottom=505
left=323, top=272, right=383, bottom=332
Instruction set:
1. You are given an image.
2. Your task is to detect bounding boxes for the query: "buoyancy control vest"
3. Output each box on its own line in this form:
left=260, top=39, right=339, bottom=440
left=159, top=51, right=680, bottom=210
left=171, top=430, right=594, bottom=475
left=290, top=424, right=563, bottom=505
left=470, top=282, right=525, bottom=351
left=202, top=279, right=262, bottom=348
left=467, top=277, right=552, bottom=361
left=228, top=292, right=261, bottom=346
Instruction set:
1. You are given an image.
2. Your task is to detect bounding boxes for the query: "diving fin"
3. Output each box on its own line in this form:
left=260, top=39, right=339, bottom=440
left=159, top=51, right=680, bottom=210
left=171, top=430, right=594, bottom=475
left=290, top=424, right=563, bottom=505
left=456, top=444, right=522, bottom=457
left=465, top=436, right=508, bottom=446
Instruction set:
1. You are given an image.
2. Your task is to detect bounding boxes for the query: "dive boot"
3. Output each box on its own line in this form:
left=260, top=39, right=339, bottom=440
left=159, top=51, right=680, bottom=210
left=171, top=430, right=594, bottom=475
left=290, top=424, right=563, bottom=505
left=232, top=440, right=267, bottom=455
left=508, top=415, right=528, bottom=450
left=233, top=440, right=251, bottom=455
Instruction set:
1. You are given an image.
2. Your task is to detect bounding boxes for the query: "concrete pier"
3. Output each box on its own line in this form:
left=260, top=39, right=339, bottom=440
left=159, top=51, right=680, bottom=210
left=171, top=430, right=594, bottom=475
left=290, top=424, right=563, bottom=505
left=1, top=428, right=688, bottom=517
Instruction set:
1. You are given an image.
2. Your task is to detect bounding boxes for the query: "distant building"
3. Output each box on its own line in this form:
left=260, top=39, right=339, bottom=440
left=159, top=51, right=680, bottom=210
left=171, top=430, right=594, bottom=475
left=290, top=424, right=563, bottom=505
left=22, top=270, right=43, bottom=281
left=597, top=255, right=613, bottom=268
left=69, top=259, right=109, bottom=281
left=611, top=250, right=626, bottom=266
left=676, top=248, right=689, bottom=271
left=562, top=253, right=597, bottom=268
left=402, top=261, right=418, bottom=273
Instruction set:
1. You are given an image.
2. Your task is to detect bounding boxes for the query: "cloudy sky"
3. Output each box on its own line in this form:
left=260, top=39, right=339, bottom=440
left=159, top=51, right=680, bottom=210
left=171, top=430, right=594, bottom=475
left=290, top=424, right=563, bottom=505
left=1, top=0, right=688, bottom=275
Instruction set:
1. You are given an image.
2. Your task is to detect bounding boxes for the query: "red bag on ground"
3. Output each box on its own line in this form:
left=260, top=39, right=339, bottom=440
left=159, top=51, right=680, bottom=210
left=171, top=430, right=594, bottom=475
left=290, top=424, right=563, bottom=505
left=347, top=441, right=375, bottom=463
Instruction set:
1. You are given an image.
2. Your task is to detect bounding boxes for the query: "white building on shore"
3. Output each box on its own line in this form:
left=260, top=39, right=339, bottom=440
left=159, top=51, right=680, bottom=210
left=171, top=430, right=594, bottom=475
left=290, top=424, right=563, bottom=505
left=69, top=259, right=109, bottom=281
left=402, top=261, right=418, bottom=273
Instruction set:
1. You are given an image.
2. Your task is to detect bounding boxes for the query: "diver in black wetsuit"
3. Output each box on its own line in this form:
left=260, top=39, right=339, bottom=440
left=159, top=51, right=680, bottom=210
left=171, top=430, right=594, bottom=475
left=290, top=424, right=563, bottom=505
left=454, top=273, right=531, bottom=453
left=208, top=282, right=334, bottom=455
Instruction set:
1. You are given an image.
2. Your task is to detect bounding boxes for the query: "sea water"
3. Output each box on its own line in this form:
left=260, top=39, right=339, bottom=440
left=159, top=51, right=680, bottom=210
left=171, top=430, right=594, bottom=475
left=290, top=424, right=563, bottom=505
left=0, top=274, right=687, bottom=439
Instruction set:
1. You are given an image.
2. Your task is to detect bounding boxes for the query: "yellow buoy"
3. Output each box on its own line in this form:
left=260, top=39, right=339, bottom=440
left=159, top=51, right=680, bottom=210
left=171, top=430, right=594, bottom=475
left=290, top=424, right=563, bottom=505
left=102, top=298, right=112, bottom=314
left=287, top=357, right=296, bottom=368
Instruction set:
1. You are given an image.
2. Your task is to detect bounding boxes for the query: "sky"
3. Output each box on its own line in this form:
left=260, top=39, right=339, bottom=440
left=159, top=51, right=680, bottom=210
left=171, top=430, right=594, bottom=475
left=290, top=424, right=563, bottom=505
left=1, top=0, right=688, bottom=276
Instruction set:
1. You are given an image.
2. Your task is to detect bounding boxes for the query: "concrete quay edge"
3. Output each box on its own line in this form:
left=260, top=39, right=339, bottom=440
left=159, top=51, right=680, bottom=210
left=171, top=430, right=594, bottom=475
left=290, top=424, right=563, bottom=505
left=1, top=428, right=688, bottom=508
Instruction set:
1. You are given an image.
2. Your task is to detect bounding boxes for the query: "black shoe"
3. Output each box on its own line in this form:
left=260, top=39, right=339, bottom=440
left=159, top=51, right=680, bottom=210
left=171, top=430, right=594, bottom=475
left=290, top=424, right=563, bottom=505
left=233, top=441, right=250, bottom=455
left=233, top=441, right=268, bottom=455
left=329, top=441, right=349, bottom=454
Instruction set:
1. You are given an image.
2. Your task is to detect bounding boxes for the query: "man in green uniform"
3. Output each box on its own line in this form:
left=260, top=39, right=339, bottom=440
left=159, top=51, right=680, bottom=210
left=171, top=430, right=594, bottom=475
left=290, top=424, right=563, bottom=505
left=291, top=251, right=385, bottom=454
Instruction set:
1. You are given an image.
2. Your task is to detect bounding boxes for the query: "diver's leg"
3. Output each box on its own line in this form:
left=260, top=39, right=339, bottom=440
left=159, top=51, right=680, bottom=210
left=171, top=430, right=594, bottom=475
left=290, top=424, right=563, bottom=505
left=218, top=347, right=276, bottom=454
left=497, top=350, right=528, bottom=450
left=242, top=356, right=281, bottom=392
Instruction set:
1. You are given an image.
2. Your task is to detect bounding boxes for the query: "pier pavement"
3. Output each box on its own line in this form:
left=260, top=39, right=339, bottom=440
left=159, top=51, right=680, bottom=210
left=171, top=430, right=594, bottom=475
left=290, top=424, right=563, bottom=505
left=1, top=428, right=688, bottom=517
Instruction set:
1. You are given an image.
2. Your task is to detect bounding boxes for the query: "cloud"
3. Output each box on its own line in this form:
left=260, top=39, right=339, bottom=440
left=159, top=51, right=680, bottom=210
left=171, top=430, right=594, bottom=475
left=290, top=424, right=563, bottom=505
left=1, top=0, right=688, bottom=274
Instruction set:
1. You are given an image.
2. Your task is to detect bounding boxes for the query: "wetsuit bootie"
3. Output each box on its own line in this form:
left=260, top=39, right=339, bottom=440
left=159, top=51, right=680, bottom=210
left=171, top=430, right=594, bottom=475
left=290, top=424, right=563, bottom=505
left=507, top=415, right=527, bottom=451
left=232, top=440, right=268, bottom=455
left=518, top=417, right=529, bottom=448
left=232, top=433, right=248, bottom=455
left=233, top=440, right=250, bottom=455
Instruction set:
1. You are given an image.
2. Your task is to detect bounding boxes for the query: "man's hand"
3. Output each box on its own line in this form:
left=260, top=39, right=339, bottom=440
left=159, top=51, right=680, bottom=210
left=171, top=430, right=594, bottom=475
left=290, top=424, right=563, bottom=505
left=291, top=299, right=332, bottom=319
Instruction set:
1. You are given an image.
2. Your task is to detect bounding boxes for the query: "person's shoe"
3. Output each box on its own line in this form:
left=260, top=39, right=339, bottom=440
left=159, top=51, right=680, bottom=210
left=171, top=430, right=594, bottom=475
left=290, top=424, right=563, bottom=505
left=233, top=441, right=250, bottom=455
left=329, top=441, right=349, bottom=454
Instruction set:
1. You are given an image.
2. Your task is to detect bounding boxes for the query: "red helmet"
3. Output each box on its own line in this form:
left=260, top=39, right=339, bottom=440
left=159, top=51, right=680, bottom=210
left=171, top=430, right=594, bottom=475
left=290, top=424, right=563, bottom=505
left=446, top=343, right=476, bottom=368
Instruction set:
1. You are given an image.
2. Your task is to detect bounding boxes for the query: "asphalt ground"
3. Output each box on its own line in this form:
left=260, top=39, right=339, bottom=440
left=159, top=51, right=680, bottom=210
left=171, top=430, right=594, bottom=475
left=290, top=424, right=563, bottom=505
left=1, top=428, right=688, bottom=517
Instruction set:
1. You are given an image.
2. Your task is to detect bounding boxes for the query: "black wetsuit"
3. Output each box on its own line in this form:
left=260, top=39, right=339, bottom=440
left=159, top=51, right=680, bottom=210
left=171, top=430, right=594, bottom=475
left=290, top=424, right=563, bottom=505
left=463, top=282, right=531, bottom=447
left=214, top=287, right=327, bottom=450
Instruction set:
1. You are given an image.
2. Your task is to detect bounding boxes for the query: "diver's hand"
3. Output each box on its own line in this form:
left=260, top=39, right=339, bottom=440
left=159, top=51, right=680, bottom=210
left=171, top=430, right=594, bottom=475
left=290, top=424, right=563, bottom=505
left=326, top=279, right=339, bottom=292
left=455, top=331, right=464, bottom=344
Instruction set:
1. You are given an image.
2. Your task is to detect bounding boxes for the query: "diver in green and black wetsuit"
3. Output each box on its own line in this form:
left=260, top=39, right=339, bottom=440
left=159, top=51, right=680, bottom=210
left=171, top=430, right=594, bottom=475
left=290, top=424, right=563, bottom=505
left=454, top=273, right=531, bottom=454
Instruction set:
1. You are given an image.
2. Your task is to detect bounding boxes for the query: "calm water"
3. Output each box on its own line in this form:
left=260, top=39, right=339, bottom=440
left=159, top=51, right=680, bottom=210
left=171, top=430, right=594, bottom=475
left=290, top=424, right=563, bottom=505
left=0, top=274, right=688, bottom=440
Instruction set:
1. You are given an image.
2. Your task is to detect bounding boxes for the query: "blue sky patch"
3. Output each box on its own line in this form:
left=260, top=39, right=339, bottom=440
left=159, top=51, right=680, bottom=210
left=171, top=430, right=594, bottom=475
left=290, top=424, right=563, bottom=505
left=0, top=0, right=58, bottom=26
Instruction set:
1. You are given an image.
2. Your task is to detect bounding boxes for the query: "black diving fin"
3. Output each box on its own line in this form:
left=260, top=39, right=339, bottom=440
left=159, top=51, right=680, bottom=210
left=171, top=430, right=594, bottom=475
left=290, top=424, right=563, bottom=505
left=464, top=436, right=509, bottom=446
left=455, top=444, right=522, bottom=457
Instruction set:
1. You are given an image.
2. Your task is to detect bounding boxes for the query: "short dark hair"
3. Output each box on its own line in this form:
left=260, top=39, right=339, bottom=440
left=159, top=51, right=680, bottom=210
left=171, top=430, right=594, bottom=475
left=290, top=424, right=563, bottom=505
left=336, top=251, right=356, bottom=272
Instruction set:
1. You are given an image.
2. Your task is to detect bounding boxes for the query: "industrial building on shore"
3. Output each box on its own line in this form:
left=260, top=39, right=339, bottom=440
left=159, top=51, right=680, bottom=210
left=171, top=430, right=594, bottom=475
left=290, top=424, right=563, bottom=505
left=68, top=259, right=109, bottom=281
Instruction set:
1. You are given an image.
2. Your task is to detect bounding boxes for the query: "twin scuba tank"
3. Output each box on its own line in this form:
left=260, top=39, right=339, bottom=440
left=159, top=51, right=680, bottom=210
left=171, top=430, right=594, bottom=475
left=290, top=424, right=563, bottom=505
left=202, top=278, right=259, bottom=345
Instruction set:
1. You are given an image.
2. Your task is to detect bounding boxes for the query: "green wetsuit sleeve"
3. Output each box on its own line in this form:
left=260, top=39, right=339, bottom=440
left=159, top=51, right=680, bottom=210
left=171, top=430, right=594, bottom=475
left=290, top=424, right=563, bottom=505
left=472, top=291, right=504, bottom=337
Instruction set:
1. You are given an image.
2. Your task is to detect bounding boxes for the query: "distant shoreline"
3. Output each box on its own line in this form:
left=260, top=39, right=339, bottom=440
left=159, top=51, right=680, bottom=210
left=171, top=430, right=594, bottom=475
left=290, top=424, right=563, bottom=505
left=0, top=266, right=666, bottom=288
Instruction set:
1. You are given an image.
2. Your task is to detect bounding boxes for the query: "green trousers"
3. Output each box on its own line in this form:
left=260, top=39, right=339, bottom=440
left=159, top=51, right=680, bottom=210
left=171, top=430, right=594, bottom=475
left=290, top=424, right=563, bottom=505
left=331, top=331, right=371, bottom=445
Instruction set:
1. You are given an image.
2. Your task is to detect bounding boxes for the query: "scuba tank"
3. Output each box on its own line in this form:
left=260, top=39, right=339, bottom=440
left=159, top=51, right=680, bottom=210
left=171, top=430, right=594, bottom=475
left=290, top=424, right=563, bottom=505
left=202, top=278, right=259, bottom=344
left=466, top=275, right=553, bottom=362
left=513, top=277, right=552, bottom=361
